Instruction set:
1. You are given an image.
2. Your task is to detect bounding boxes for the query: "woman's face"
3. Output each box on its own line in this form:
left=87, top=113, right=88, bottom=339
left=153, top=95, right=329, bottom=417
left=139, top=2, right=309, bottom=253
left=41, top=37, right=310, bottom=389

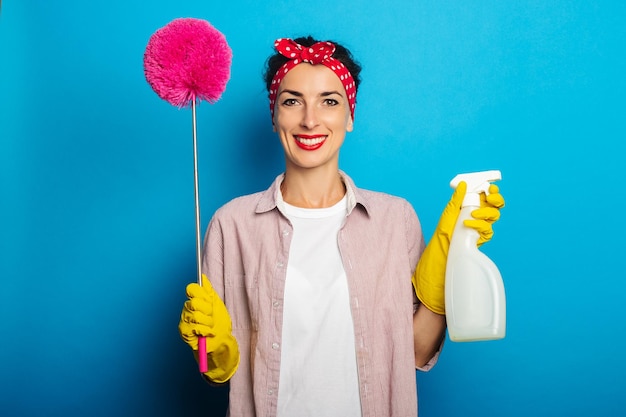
left=273, top=63, right=354, bottom=172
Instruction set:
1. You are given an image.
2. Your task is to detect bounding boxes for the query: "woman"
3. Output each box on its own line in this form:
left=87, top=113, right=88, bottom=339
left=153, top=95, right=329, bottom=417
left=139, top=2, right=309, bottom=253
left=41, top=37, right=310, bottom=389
left=179, top=36, right=504, bottom=416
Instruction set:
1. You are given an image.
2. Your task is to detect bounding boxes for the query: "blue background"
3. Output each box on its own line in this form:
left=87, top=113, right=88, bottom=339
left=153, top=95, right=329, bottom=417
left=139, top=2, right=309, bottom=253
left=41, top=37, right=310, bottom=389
left=1, top=1, right=624, bottom=416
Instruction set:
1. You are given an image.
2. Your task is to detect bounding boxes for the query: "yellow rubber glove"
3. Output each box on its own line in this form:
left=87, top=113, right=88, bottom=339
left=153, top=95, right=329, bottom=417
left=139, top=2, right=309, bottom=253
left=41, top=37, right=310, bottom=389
left=412, top=182, right=505, bottom=315
left=179, top=274, right=240, bottom=383
left=464, top=184, right=505, bottom=245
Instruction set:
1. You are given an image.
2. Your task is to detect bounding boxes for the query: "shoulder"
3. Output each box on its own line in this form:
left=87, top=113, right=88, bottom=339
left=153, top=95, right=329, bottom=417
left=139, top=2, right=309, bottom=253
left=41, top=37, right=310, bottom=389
left=212, top=192, right=265, bottom=221
left=342, top=171, right=416, bottom=216
left=359, top=188, right=411, bottom=206
left=356, top=187, right=417, bottom=218
left=350, top=184, right=422, bottom=241
left=347, top=185, right=424, bottom=260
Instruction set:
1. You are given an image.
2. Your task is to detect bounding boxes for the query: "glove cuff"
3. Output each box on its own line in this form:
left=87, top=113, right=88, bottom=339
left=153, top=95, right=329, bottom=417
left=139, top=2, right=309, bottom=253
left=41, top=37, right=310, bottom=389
left=202, top=337, right=240, bottom=384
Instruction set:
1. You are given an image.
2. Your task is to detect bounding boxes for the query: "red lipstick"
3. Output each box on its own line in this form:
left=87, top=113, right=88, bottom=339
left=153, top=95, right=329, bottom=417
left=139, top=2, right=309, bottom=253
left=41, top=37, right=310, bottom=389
left=294, top=134, right=327, bottom=151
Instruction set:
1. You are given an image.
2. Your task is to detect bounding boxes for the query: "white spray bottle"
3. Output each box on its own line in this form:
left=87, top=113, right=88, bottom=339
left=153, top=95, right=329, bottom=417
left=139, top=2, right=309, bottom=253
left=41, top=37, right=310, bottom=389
left=445, top=170, right=505, bottom=342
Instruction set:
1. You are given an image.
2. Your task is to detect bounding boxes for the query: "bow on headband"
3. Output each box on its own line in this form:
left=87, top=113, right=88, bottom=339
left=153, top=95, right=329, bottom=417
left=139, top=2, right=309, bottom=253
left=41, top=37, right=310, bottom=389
left=269, top=38, right=356, bottom=120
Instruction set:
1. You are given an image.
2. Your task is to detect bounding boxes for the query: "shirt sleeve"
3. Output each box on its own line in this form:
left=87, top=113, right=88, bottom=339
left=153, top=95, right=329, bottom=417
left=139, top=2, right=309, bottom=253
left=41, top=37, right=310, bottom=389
left=201, top=213, right=226, bottom=300
left=406, top=199, right=445, bottom=372
left=406, top=200, right=425, bottom=312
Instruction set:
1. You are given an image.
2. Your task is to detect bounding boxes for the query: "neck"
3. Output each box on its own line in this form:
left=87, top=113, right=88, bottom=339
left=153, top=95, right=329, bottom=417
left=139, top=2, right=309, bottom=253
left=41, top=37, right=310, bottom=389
left=281, top=167, right=345, bottom=208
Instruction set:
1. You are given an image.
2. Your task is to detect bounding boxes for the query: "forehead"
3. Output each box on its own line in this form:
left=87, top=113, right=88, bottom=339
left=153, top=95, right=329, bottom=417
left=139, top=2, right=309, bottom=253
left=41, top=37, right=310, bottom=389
left=279, top=64, right=345, bottom=94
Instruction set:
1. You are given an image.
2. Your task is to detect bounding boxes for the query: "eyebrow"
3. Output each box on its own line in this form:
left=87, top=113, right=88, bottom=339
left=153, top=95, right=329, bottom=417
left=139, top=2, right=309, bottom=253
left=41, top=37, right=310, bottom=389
left=278, top=89, right=343, bottom=97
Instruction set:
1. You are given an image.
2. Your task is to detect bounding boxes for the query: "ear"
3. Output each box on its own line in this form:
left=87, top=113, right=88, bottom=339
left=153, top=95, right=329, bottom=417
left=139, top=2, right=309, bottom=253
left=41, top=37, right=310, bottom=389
left=346, top=115, right=354, bottom=132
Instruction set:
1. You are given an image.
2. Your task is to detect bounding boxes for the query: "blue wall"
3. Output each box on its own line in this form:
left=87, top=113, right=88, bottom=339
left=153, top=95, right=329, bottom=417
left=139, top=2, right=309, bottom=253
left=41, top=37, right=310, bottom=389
left=1, top=1, right=624, bottom=416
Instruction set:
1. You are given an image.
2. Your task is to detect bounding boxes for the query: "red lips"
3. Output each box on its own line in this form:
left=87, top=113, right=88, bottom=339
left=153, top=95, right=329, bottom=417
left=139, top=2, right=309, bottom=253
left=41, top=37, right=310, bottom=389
left=294, top=134, right=327, bottom=151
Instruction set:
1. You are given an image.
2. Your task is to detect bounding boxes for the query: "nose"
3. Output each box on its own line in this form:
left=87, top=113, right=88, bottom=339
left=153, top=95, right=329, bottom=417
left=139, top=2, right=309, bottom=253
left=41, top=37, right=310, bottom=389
left=300, top=105, right=319, bottom=129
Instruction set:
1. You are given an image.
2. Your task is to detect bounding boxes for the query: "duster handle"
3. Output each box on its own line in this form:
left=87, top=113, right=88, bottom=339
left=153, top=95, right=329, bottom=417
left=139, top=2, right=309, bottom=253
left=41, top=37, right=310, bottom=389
left=191, top=99, right=208, bottom=373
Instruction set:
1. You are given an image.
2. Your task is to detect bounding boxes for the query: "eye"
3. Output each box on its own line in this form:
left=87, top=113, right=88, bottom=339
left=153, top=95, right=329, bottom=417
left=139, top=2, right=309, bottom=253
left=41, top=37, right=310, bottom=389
left=281, top=98, right=299, bottom=106
left=323, top=98, right=339, bottom=106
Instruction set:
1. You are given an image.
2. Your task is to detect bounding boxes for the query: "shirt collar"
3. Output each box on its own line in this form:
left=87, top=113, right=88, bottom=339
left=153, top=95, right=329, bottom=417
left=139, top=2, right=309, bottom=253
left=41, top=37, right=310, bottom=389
left=255, top=171, right=371, bottom=217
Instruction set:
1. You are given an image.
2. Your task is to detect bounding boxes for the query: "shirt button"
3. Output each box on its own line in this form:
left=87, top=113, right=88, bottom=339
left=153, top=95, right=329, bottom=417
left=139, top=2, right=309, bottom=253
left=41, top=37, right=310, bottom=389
left=273, top=300, right=281, bottom=308
left=268, top=389, right=274, bottom=395
left=282, top=230, right=290, bottom=236
left=272, top=342, right=280, bottom=350
left=277, top=262, right=284, bottom=268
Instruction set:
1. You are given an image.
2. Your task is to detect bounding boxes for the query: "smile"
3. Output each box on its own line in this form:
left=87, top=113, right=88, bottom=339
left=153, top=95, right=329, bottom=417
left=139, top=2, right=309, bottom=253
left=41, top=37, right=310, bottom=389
left=294, top=135, right=327, bottom=150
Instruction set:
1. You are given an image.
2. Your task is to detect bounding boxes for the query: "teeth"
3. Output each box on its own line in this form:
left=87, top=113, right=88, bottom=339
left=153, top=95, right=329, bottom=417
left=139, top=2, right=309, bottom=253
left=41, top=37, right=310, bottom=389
left=296, top=136, right=326, bottom=146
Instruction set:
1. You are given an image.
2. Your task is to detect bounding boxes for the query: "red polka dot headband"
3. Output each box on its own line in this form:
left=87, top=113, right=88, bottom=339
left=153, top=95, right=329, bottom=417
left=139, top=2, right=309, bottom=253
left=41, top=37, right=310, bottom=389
left=269, top=38, right=357, bottom=121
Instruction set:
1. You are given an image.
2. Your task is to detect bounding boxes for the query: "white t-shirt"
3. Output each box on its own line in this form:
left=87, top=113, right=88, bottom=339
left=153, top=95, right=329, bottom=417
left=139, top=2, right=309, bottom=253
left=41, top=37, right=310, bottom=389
left=277, top=195, right=362, bottom=417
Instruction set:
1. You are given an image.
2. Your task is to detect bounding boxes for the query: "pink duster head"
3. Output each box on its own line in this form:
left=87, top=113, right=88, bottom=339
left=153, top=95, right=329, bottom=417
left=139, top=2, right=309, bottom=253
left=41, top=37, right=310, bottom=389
left=144, top=18, right=232, bottom=108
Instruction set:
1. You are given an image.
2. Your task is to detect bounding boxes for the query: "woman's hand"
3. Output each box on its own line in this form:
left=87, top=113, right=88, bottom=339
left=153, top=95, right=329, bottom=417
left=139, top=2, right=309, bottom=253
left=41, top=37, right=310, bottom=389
left=179, top=274, right=240, bottom=383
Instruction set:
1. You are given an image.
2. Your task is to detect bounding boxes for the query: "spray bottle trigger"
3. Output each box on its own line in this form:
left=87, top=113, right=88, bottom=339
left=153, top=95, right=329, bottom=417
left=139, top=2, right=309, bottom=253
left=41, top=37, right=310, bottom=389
left=478, top=182, right=492, bottom=196
left=450, top=170, right=501, bottom=208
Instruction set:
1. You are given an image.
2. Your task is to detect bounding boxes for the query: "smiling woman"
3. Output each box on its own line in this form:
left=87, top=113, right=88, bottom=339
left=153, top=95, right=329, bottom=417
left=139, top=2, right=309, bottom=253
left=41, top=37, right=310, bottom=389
left=177, top=35, right=505, bottom=417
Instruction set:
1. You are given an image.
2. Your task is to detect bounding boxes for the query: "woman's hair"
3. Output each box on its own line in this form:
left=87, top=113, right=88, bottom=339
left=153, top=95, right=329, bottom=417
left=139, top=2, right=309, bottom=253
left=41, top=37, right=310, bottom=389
left=262, top=35, right=362, bottom=94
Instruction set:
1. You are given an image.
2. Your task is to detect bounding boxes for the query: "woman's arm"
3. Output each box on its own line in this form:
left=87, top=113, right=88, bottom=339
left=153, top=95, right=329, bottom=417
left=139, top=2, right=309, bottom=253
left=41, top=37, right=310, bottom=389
left=413, top=304, right=446, bottom=368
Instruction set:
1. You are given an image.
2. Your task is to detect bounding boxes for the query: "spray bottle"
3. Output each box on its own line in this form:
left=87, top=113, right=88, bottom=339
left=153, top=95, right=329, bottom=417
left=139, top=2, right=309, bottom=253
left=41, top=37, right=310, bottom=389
left=445, top=170, right=505, bottom=342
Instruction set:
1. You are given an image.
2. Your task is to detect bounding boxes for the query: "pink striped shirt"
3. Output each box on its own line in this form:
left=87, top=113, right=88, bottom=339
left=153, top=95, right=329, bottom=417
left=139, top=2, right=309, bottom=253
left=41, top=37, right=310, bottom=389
left=202, top=171, right=439, bottom=417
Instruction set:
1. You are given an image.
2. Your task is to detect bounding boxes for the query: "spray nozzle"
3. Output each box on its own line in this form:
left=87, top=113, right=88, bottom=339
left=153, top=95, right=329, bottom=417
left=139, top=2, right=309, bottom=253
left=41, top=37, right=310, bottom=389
left=450, top=170, right=502, bottom=207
